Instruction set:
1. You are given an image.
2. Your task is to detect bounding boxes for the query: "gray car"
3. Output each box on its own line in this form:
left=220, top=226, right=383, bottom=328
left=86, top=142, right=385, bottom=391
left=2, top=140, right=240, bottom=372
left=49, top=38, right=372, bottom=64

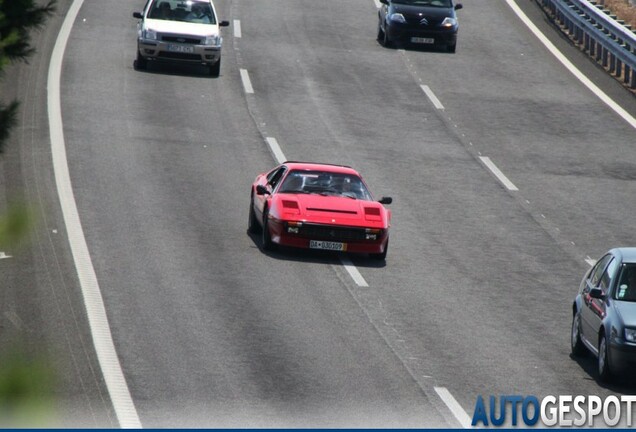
left=572, top=247, right=636, bottom=382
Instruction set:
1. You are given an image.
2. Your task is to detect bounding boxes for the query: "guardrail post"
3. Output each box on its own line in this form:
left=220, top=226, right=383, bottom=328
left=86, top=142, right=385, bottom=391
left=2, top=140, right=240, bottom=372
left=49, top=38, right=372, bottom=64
left=537, top=0, right=636, bottom=91
left=609, top=52, right=616, bottom=73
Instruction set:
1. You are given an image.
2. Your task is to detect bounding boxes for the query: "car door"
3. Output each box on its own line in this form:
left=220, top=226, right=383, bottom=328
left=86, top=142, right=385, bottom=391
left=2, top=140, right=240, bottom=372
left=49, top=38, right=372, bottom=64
left=581, top=254, right=615, bottom=347
left=254, top=166, right=286, bottom=220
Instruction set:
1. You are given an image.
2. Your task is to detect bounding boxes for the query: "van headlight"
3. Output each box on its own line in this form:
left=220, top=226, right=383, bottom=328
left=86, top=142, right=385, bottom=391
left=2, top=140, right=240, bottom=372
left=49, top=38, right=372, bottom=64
left=625, top=328, right=636, bottom=343
left=204, top=35, right=221, bottom=46
left=440, top=17, right=457, bottom=28
left=143, top=29, right=158, bottom=40
left=389, top=13, right=406, bottom=23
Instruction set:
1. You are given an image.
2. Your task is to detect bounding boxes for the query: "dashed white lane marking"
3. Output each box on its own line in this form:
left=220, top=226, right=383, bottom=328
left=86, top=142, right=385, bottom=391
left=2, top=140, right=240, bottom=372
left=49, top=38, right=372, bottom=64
left=233, top=19, right=241, bottom=38
left=240, top=68, right=254, bottom=94
left=48, top=0, right=141, bottom=427
left=373, top=0, right=382, bottom=8
left=479, top=156, right=519, bottom=191
left=0, top=252, right=12, bottom=259
left=505, top=0, right=636, bottom=130
left=265, top=137, right=286, bottom=164
left=420, top=85, right=445, bottom=110
left=339, top=256, right=369, bottom=287
left=586, top=257, right=596, bottom=266
left=435, top=387, right=472, bottom=428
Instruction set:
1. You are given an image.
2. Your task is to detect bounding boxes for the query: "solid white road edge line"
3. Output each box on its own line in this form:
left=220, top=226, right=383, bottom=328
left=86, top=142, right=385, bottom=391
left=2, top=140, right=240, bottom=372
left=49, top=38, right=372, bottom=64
left=240, top=68, right=254, bottom=94
left=434, top=387, right=472, bottom=428
left=265, top=137, right=286, bottom=164
left=505, top=0, right=636, bottom=130
left=479, top=156, right=519, bottom=191
left=48, top=0, right=141, bottom=428
left=339, top=256, right=369, bottom=287
left=420, top=85, right=445, bottom=110
left=233, top=19, right=241, bottom=38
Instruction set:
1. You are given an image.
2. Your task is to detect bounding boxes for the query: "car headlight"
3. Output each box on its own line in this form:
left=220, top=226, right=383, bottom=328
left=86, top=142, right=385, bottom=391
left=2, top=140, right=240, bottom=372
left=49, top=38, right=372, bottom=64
left=389, top=13, right=406, bottom=23
left=440, top=17, right=458, bottom=28
left=625, top=328, right=636, bottom=343
left=204, top=35, right=221, bottom=46
left=143, top=29, right=158, bottom=40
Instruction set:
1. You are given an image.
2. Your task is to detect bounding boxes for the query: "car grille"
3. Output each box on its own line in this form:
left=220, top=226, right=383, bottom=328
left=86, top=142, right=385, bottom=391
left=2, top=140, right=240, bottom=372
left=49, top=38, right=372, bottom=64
left=297, top=224, right=368, bottom=242
left=161, top=35, right=202, bottom=44
left=405, top=15, right=444, bottom=28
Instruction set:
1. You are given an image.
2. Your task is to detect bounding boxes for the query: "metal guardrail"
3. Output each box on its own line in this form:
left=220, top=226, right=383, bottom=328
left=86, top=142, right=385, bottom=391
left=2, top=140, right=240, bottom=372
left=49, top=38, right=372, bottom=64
left=537, top=0, right=636, bottom=89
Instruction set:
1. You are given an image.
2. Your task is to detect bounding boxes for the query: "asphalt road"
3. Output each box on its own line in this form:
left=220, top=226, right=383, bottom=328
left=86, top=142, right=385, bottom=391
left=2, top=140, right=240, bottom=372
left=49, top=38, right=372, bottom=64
left=1, top=0, right=636, bottom=427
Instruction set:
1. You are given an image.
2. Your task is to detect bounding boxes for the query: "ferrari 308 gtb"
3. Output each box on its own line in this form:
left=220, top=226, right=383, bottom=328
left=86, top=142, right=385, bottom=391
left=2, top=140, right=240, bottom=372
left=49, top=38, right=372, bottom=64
left=248, top=162, right=392, bottom=260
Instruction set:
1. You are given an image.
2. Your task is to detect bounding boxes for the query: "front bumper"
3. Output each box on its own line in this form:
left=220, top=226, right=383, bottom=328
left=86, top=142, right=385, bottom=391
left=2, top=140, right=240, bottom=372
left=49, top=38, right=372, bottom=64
left=138, top=39, right=221, bottom=65
left=385, top=24, right=457, bottom=47
left=609, top=338, right=636, bottom=374
left=268, top=220, right=389, bottom=255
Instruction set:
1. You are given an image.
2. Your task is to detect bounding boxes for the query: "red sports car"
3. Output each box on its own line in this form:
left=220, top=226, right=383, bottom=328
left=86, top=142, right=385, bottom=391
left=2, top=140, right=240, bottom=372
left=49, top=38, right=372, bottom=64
left=248, top=161, right=392, bottom=260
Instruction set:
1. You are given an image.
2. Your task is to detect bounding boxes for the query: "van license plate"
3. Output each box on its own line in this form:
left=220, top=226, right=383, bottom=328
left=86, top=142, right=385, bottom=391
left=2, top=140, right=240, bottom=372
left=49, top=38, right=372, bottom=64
left=167, top=44, right=194, bottom=53
left=411, top=37, right=434, bottom=44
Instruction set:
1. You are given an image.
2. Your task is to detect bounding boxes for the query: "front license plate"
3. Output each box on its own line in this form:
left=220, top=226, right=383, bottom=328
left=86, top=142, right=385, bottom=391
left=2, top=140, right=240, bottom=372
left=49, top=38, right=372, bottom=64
left=167, top=44, right=194, bottom=53
left=309, top=240, right=346, bottom=251
left=411, top=37, right=434, bottom=44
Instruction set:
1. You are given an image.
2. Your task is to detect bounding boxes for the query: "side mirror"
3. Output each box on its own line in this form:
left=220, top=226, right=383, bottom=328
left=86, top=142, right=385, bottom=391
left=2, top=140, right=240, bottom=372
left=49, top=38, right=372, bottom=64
left=256, top=185, right=270, bottom=196
left=378, top=196, right=392, bottom=205
left=379, top=0, right=389, bottom=4
left=133, top=11, right=143, bottom=19
left=219, top=20, right=230, bottom=27
left=455, top=4, right=463, bottom=10
left=589, top=288, right=605, bottom=299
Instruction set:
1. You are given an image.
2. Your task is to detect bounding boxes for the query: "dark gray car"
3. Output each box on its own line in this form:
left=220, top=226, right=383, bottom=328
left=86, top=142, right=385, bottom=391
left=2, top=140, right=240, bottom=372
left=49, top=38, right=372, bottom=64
left=377, top=0, right=463, bottom=52
left=572, top=247, right=636, bottom=382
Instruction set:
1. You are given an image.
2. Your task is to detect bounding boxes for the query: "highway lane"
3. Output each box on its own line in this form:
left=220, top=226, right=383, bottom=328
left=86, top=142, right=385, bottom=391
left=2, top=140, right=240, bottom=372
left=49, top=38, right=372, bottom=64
left=58, top=0, right=451, bottom=427
left=3, top=0, right=635, bottom=427
left=230, top=0, right=636, bottom=426
left=0, top=0, right=117, bottom=427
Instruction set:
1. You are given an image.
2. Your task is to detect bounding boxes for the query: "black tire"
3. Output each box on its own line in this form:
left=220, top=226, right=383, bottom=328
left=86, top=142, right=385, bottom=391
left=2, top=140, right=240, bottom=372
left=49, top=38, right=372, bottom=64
left=261, top=208, right=274, bottom=251
left=571, top=311, right=586, bottom=356
left=209, top=58, right=221, bottom=77
left=377, top=21, right=384, bottom=43
left=598, top=333, right=613, bottom=382
left=248, top=195, right=261, bottom=234
left=135, top=50, right=147, bottom=70
left=370, top=239, right=388, bottom=261
left=447, top=43, right=457, bottom=53
left=378, top=21, right=392, bottom=48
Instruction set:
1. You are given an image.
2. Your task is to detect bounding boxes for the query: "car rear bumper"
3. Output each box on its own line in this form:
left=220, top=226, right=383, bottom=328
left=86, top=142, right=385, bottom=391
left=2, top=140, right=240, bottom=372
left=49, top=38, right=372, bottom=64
left=138, top=39, right=221, bottom=65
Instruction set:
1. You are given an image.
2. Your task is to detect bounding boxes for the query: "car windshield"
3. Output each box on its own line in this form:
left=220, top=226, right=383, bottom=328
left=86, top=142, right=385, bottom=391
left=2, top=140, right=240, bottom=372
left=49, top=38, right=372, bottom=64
left=391, top=0, right=453, bottom=7
left=615, top=264, right=636, bottom=302
left=278, top=170, right=372, bottom=201
left=149, top=0, right=216, bottom=24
